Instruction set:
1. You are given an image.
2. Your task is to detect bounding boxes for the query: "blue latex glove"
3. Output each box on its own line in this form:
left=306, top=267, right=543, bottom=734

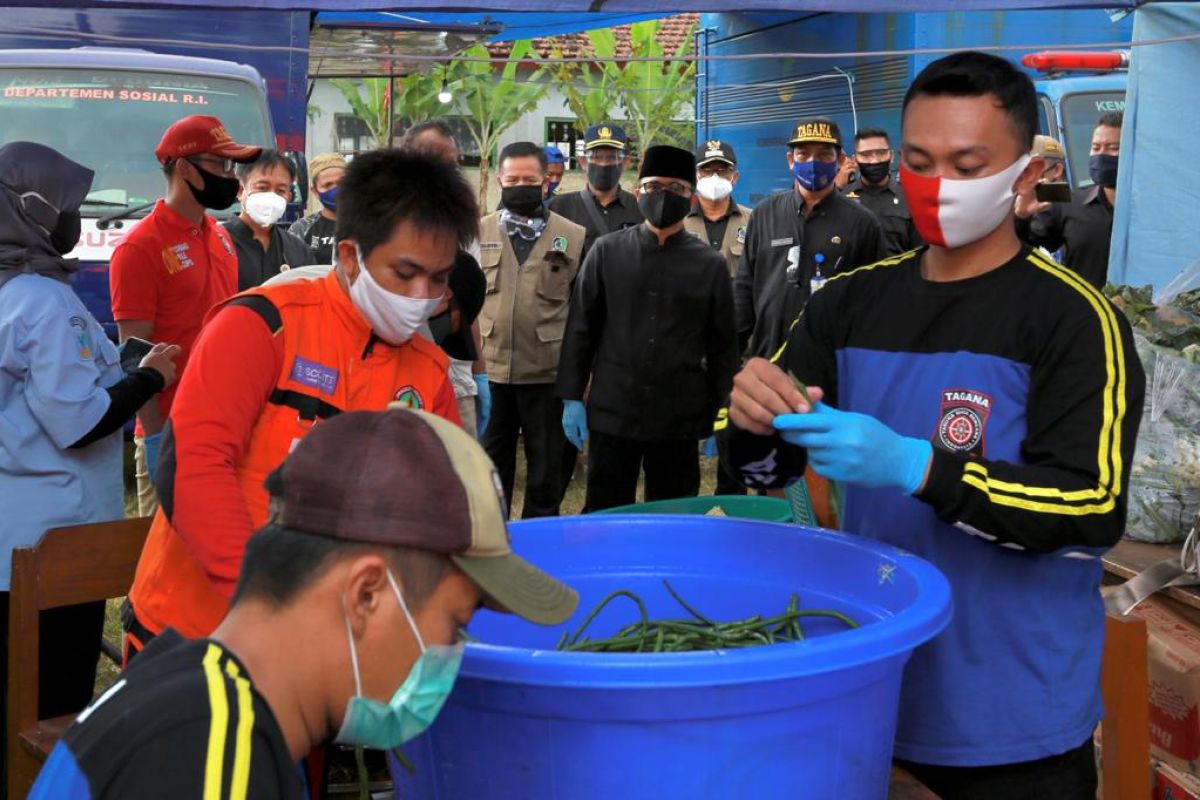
left=473, top=374, right=492, bottom=437
left=563, top=400, right=588, bottom=450
left=701, top=436, right=717, bottom=458
left=142, top=431, right=163, bottom=482
left=773, top=403, right=933, bottom=495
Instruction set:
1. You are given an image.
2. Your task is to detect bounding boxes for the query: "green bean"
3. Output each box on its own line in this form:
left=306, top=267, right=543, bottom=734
left=788, top=371, right=815, bottom=408
left=556, top=585, right=858, bottom=653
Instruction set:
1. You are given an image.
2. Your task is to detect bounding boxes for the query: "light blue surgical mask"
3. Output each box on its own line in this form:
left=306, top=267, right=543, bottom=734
left=334, top=571, right=465, bottom=750
left=792, top=159, right=839, bottom=192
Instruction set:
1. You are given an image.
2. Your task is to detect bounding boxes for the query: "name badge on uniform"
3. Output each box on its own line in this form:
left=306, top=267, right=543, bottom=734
left=480, top=242, right=502, bottom=251
left=552, top=236, right=569, bottom=253
left=771, top=237, right=794, bottom=247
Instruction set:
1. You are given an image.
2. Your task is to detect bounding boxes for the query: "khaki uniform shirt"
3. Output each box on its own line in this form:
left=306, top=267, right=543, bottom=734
left=684, top=203, right=751, bottom=278
left=478, top=211, right=586, bottom=384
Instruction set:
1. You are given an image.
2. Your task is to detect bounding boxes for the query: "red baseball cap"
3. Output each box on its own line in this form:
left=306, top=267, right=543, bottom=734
left=155, top=115, right=263, bottom=166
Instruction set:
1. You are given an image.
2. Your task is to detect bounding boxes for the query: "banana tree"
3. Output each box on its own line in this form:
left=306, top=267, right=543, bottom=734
left=550, top=28, right=630, bottom=138
left=395, top=66, right=452, bottom=131
left=618, top=19, right=698, bottom=151
left=330, top=77, right=394, bottom=148
left=449, top=40, right=550, bottom=209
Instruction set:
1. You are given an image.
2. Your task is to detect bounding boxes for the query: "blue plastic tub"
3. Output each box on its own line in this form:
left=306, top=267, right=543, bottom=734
left=392, top=515, right=952, bottom=800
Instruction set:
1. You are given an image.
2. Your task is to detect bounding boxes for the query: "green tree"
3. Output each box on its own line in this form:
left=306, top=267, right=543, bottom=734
left=394, top=66, right=452, bottom=132
left=330, top=77, right=393, bottom=148
left=617, top=19, right=698, bottom=151
left=448, top=40, right=551, bottom=208
left=549, top=28, right=629, bottom=137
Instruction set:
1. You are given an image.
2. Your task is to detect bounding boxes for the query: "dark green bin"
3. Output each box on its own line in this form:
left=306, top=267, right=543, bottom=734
left=593, top=495, right=792, bottom=522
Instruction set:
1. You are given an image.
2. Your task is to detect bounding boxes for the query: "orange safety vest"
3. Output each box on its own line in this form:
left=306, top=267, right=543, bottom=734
left=129, top=270, right=453, bottom=638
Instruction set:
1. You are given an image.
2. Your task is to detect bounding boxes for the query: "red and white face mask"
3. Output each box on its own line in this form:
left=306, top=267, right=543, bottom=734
left=899, top=155, right=1031, bottom=248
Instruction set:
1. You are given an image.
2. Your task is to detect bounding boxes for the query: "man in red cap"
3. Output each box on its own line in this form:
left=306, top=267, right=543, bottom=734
left=109, top=115, right=262, bottom=515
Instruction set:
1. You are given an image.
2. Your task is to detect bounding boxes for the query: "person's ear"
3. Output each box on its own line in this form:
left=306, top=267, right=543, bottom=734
left=731, top=170, right=740, bottom=185
left=576, top=155, right=588, bottom=172
left=786, top=151, right=796, bottom=169
left=1014, top=155, right=1046, bottom=197
left=337, top=240, right=360, bottom=280
left=237, top=183, right=246, bottom=202
left=343, top=554, right=392, bottom=639
left=623, top=154, right=632, bottom=168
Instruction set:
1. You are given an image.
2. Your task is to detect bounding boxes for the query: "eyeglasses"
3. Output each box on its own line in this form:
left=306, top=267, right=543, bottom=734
left=639, top=181, right=692, bottom=198
left=698, top=166, right=735, bottom=179
left=187, top=155, right=235, bottom=175
left=585, top=152, right=625, bottom=166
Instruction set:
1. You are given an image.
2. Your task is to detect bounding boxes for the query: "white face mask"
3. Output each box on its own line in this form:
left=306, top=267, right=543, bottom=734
left=695, top=175, right=734, bottom=202
left=347, top=245, right=444, bottom=345
left=899, top=154, right=1031, bottom=249
left=243, top=191, right=287, bottom=228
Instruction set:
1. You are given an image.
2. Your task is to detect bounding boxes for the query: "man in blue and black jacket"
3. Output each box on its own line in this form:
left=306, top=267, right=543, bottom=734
left=718, top=51, right=1144, bottom=799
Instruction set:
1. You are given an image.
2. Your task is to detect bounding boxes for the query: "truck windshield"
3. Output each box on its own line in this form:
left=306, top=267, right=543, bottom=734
left=0, top=67, right=271, bottom=217
left=1061, top=91, right=1126, bottom=189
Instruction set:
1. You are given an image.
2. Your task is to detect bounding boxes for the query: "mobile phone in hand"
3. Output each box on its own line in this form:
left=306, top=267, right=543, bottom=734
left=118, top=337, right=154, bottom=373
left=1035, top=182, right=1072, bottom=203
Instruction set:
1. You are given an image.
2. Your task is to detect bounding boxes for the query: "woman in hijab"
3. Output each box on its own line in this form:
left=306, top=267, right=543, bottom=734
left=0, top=142, right=179, bottom=750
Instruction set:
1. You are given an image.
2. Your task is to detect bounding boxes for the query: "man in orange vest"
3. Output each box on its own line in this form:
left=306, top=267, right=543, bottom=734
left=123, top=148, right=479, bottom=658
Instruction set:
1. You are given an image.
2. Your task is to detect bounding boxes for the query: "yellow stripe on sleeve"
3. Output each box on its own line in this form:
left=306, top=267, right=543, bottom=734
left=224, top=661, right=256, bottom=800
left=202, top=644, right=230, bottom=800
left=956, top=251, right=1128, bottom=515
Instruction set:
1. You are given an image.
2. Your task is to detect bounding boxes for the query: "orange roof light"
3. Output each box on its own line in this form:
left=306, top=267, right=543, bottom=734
left=1022, top=51, right=1129, bottom=73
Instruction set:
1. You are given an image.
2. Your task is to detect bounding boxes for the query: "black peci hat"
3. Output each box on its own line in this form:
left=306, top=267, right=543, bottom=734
left=638, top=145, right=697, bottom=186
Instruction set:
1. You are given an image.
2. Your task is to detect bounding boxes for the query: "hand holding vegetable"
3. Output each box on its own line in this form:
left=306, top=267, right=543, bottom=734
left=774, top=403, right=933, bottom=495
left=728, top=358, right=823, bottom=436
left=140, top=342, right=181, bottom=388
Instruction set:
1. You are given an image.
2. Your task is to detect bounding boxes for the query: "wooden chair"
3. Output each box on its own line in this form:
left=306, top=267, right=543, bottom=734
left=1101, top=611, right=1151, bottom=800
left=7, top=517, right=151, bottom=799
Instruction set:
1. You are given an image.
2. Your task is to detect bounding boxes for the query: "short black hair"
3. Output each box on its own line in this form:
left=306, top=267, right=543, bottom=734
left=336, top=148, right=478, bottom=257
left=903, top=51, right=1038, bottom=151
left=232, top=525, right=454, bottom=611
left=1097, top=111, right=1124, bottom=130
left=235, top=149, right=296, bottom=185
left=498, top=141, right=548, bottom=174
left=403, top=119, right=457, bottom=148
left=854, top=127, right=891, bottom=147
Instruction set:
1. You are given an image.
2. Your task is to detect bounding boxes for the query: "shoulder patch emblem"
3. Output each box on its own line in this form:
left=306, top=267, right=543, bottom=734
left=935, top=389, right=992, bottom=456
left=737, top=225, right=748, bottom=244
left=393, top=386, right=425, bottom=410
left=69, top=316, right=92, bottom=360
left=552, top=236, right=569, bottom=253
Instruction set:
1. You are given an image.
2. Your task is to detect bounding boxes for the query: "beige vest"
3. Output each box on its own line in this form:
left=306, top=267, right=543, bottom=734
left=478, top=211, right=586, bottom=384
left=684, top=203, right=751, bottom=278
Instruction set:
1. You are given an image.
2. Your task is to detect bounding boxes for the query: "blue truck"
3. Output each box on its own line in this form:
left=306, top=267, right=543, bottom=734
left=0, top=7, right=310, bottom=337
left=697, top=9, right=1132, bottom=204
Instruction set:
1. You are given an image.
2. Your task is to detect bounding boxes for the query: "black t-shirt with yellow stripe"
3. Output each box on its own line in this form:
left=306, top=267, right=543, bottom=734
left=32, top=629, right=301, bottom=800
left=718, top=245, right=1144, bottom=767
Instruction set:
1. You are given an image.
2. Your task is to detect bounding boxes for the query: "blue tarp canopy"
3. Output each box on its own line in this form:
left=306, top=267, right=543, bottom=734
left=1108, top=2, right=1200, bottom=291
left=5, top=0, right=1160, bottom=10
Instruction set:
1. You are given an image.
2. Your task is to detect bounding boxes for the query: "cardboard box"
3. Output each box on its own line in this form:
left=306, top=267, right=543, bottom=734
left=1155, top=760, right=1200, bottom=800
left=1134, top=599, right=1200, bottom=778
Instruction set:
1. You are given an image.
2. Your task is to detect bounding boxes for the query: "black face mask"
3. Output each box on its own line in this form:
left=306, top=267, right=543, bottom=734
left=501, top=185, right=545, bottom=217
left=637, top=191, right=692, bottom=230
left=587, top=163, right=622, bottom=193
left=1089, top=154, right=1119, bottom=189
left=185, top=164, right=241, bottom=211
left=50, top=209, right=81, bottom=255
left=858, top=160, right=891, bottom=185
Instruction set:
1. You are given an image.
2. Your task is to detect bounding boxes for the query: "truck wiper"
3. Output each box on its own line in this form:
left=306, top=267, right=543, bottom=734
left=96, top=200, right=158, bottom=230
